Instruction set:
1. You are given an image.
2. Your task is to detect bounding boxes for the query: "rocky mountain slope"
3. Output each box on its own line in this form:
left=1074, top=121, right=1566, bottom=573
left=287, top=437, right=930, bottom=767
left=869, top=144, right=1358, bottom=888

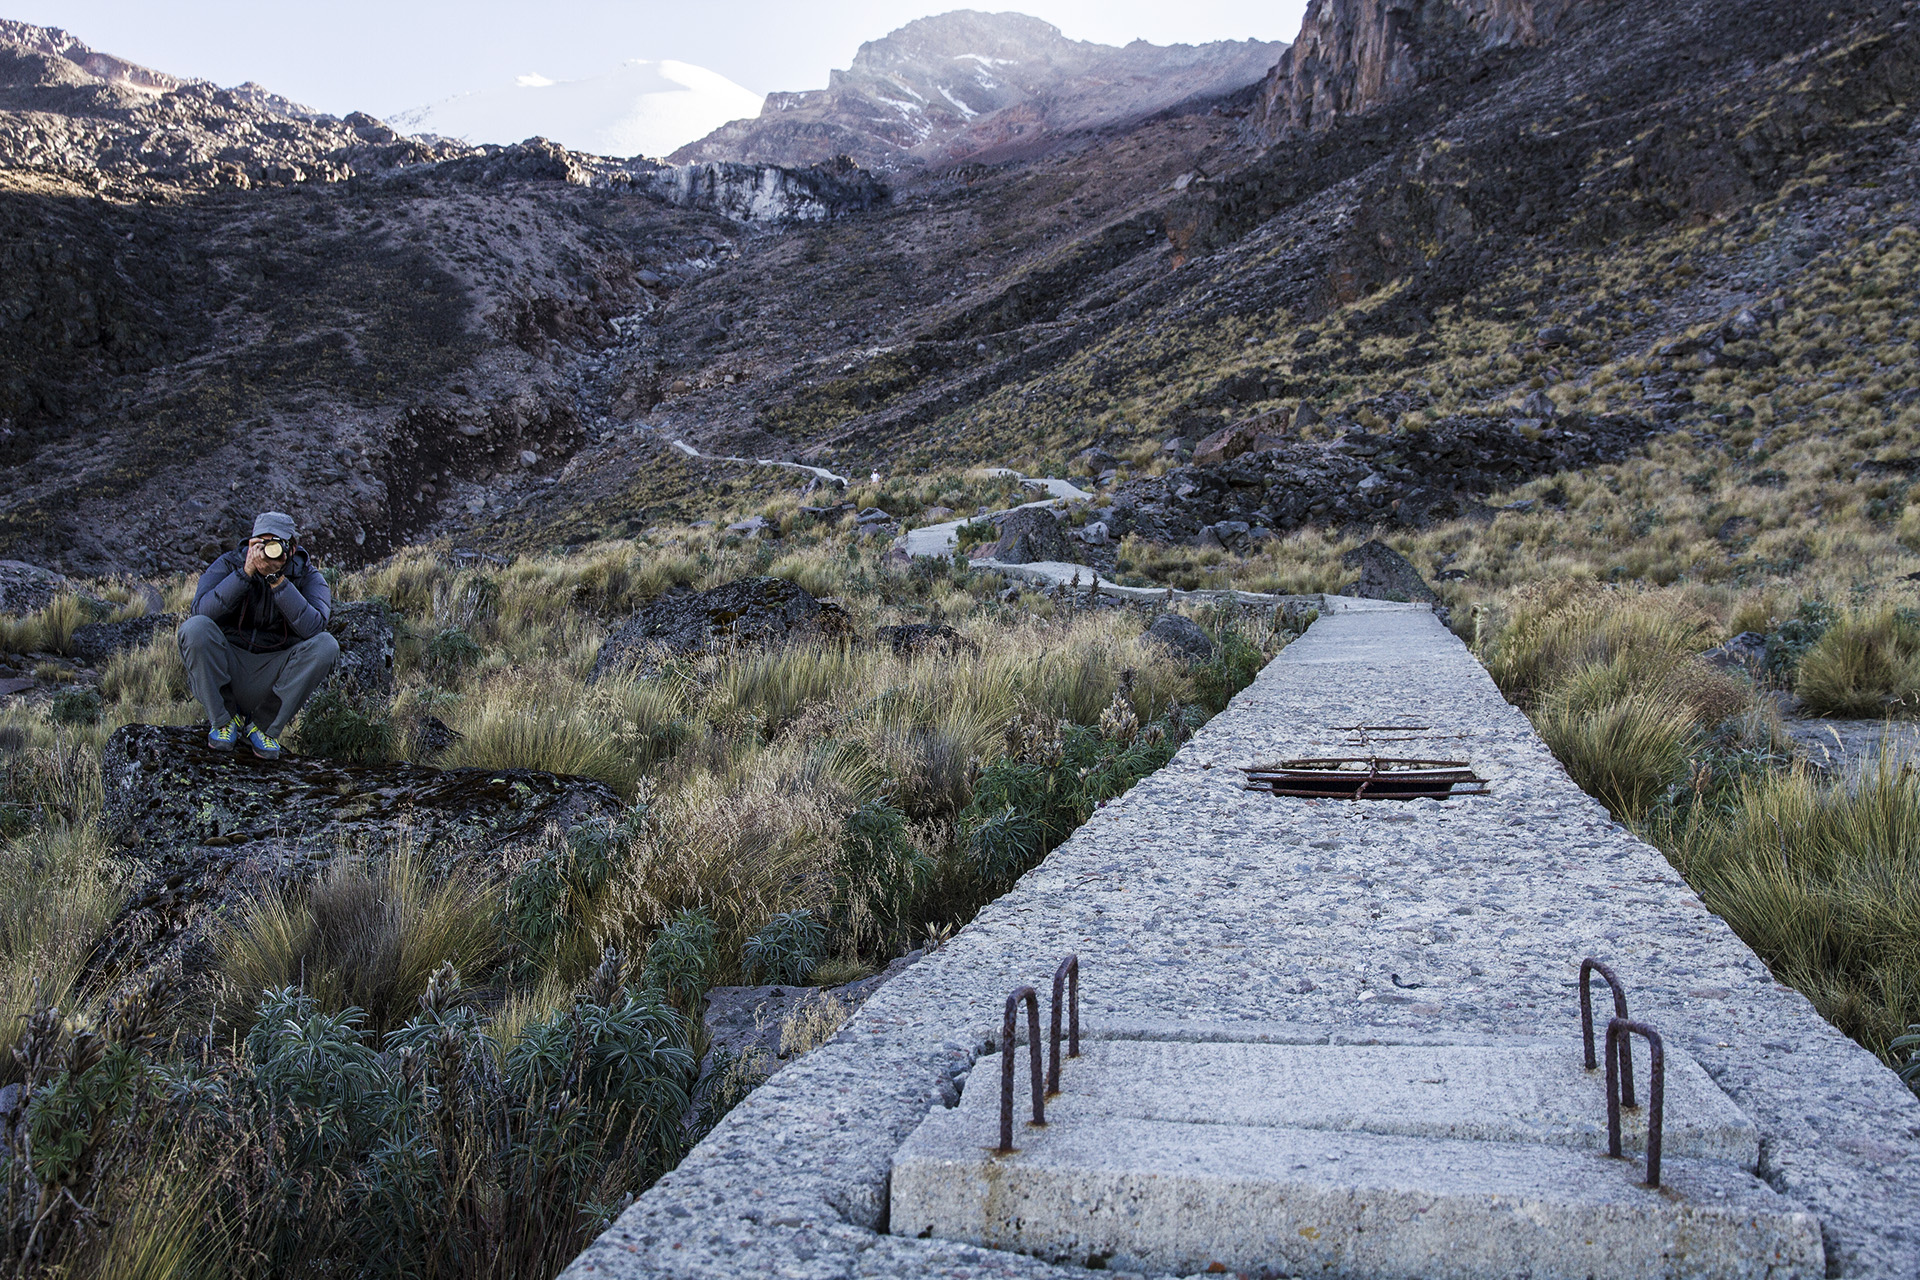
left=672, top=10, right=1286, bottom=169
left=3, top=0, right=1918, bottom=578
left=1248, top=0, right=1609, bottom=138
left=0, top=21, right=881, bottom=574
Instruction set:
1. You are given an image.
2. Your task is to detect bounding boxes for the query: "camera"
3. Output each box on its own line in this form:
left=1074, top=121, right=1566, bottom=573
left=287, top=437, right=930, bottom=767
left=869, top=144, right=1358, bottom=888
left=259, top=539, right=285, bottom=560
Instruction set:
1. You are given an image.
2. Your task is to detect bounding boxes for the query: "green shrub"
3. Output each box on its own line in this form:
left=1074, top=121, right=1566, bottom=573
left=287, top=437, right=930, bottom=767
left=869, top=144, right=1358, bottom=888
left=831, top=800, right=931, bottom=954
left=742, top=910, right=825, bottom=985
left=1893, top=1025, right=1920, bottom=1092
left=48, top=688, right=101, bottom=726
left=4, top=957, right=699, bottom=1279
left=505, top=811, right=642, bottom=977
left=955, top=519, right=996, bottom=552
left=958, top=718, right=1184, bottom=891
left=641, top=907, right=720, bottom=1010
left=290, top=685, right=394, bottom=762
left=422, top=625, right=483, bottom=684
left=1193, top=630, right=1264, bottom=714
left=1766, top=599, right=1837, bottom=684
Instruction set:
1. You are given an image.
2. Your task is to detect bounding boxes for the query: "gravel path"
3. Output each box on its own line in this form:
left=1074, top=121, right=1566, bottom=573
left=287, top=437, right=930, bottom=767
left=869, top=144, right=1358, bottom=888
left=667, top=437, right=850, bottom=485
left=564, top=607, right=1920, bottom=1280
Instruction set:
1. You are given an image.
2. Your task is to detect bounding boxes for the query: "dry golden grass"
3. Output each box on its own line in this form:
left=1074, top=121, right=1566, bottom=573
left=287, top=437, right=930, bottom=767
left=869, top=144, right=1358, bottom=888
left=217, top=851, right=502, bottom=1031
left=1659, top=761, right=1920, bottom=1069
left=779, top=992, right=852, bottom=1058
left=0, top=820, right=122, bottom=1084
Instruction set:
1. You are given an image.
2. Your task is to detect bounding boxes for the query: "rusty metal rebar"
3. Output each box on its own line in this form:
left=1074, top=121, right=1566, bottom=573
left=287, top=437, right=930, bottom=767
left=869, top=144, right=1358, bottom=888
left=1242, top=757, right=1488, bottom=800
left=1048, top=954, right=1080, bottom=1096
left=1580, top=958, right=1634, bottom=1107
left=997, top=985, right=1044, bottom=1154
left=1605, top=1017, right=1665, bottom=1187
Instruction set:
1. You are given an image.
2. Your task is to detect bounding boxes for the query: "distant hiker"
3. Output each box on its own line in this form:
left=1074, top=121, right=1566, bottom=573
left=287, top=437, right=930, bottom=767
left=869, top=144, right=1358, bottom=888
left=178, top=512, right=339, bottom=760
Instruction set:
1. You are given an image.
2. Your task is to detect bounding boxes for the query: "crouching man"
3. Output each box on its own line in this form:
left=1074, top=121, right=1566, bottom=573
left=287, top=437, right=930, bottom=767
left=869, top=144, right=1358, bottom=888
left=179, top=512, right=339, bottom=760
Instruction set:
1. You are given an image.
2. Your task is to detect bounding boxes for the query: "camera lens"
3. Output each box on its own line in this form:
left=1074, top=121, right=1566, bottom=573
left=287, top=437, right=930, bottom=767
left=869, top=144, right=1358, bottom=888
left=261, top=540, right=284, bottom=559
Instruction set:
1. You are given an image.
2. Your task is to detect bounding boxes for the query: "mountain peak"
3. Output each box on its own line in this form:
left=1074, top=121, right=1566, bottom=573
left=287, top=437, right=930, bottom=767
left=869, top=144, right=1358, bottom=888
left=675, top=8, right=1287, bottom=169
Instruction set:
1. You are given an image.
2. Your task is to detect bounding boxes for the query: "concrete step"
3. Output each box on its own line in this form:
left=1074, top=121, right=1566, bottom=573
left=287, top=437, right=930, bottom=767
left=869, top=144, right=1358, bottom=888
left=1007, top=1040, right=1758, bottom=1165
left=892, top=1112, right=1822, bottom=1280
left=890, top=1039, right=1819, bottom=1279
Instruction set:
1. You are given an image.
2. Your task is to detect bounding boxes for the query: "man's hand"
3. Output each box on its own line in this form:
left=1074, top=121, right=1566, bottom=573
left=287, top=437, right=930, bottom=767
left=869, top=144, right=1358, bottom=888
left=244, top=541, right=288, bottom=582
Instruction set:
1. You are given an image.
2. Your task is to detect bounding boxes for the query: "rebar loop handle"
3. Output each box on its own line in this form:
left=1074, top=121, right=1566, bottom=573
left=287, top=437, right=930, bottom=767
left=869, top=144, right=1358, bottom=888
left=1580, top=957, right=1635, bottom=1107
left=1048, top=954, right=1080, bottom=1096
left=1605, top=1017, right=1666, bottom=1188
left=998, top=986, right=1044, bottom=1153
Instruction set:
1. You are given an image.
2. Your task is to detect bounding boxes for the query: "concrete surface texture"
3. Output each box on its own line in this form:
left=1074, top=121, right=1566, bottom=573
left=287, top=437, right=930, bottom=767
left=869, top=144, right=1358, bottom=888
left=918, top=1039, right=1761, bottom=1162
left=893, top=1115, right=1820, bottom=1279
left=562, top=606, right=1920, bottom=1280
left=889, top=1039, right=1807, bottom=1275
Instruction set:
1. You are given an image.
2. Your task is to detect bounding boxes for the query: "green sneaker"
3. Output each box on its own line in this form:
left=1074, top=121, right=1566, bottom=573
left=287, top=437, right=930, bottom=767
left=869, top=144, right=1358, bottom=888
left=207, top=715, right=245, bottom=751
left=245, top=722, right=283, bottom=761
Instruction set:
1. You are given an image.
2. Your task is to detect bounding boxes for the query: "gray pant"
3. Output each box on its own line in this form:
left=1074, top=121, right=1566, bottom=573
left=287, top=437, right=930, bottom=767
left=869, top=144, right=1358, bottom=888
left=178, top=613, right=341, bottom=736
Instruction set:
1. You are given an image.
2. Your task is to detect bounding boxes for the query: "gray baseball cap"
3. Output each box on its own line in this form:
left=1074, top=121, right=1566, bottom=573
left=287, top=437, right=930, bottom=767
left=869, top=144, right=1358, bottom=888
left=251, top=511, right=296, bottom=541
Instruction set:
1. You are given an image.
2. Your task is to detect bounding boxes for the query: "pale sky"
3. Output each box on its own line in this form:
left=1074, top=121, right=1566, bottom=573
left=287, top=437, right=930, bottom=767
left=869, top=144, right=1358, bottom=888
left=8, top=2, right=1309, bottom=120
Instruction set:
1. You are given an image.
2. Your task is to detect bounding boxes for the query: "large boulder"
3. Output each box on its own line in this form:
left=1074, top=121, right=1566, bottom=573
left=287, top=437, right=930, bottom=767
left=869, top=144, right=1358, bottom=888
left=975, top=507, right=1076, bottom=564
left=1339, top=539, right=1439, bottom=604
left=589, top=576, right=843, bottom=682
left=0, top=560, right=66, bottom=616
left=1144, top=612, right=1216, bottom=665
left=102, top=723, right=620, bottom=857
left=1193, top=421, right=1261, bottom=467
left=69, top=612, right=179, bottom=666
left=325, top=600, right=396, bottom=695
left=874, top=622, right=978, bottom=657
left=92, top=722, right=622, bottom=993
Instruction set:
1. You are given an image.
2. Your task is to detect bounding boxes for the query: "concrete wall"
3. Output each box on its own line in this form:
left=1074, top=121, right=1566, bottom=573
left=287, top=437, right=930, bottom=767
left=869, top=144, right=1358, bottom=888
left=563, top=603, right=1920, bottom=1279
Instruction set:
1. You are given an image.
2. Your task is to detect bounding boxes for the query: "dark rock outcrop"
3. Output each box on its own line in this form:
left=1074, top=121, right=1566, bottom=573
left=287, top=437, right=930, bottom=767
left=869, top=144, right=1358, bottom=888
left=1702, top=631, right=1768, bottom=675
left=0, top=559, right=66, bottom=615
left=589, top=576, right=841, bottom=681
left=701, top=950, right=921, bottom=1081
left=1111, top=415, right=1651, bottom=542
left=92, top=722, right=622, bottom=994
left=975, top=507, right=1075, bottom=564
left=1144, top=613, right=1216, bottom=665
left=68, top=612, right=177, bottom=665
left=102, top=722, right=620, bottom=855
left=1193, top=421, right=1263, bottom=468
left=1248, top=0, right=1613, bottom=140
left=874, top=622, right=977, bottom=656
left=1339, top=539, right=1438, bottom=604
left=325, top=600, right=395, bottom=695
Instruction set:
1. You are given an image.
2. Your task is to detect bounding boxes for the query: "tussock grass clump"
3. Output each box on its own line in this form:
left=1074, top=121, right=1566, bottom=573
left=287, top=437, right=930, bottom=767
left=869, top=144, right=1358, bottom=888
left=440, top=668, right=685, bottom=795
left=218, top=853, right=501, bottom=1032
left=0, top=593, right=96, bottom=656
left=1659, top=762, right=1920, bottom=1070
left=1482, top=583, right=1768, bottom=820
left=0, top=821, right=122, bottom=1085
left=1536, top=691, right=1698, bottom=818
left=99, top=626, right=189, bottom=707
left=1795, top=609, right=1920, bottom=717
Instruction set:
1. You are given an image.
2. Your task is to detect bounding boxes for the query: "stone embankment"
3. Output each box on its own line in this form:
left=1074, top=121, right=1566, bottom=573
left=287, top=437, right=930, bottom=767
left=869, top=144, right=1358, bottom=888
left=564, top=603, right=1920, bottom=1280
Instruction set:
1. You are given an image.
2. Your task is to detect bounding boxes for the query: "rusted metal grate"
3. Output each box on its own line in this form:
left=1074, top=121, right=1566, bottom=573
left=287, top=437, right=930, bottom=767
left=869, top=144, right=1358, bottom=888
left=1243, top=756, right=1489, bottom=800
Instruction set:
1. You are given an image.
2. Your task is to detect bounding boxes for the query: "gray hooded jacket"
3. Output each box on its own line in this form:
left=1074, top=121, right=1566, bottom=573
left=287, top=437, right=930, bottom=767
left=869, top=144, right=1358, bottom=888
left=192, top=545, right=332, bottom=653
